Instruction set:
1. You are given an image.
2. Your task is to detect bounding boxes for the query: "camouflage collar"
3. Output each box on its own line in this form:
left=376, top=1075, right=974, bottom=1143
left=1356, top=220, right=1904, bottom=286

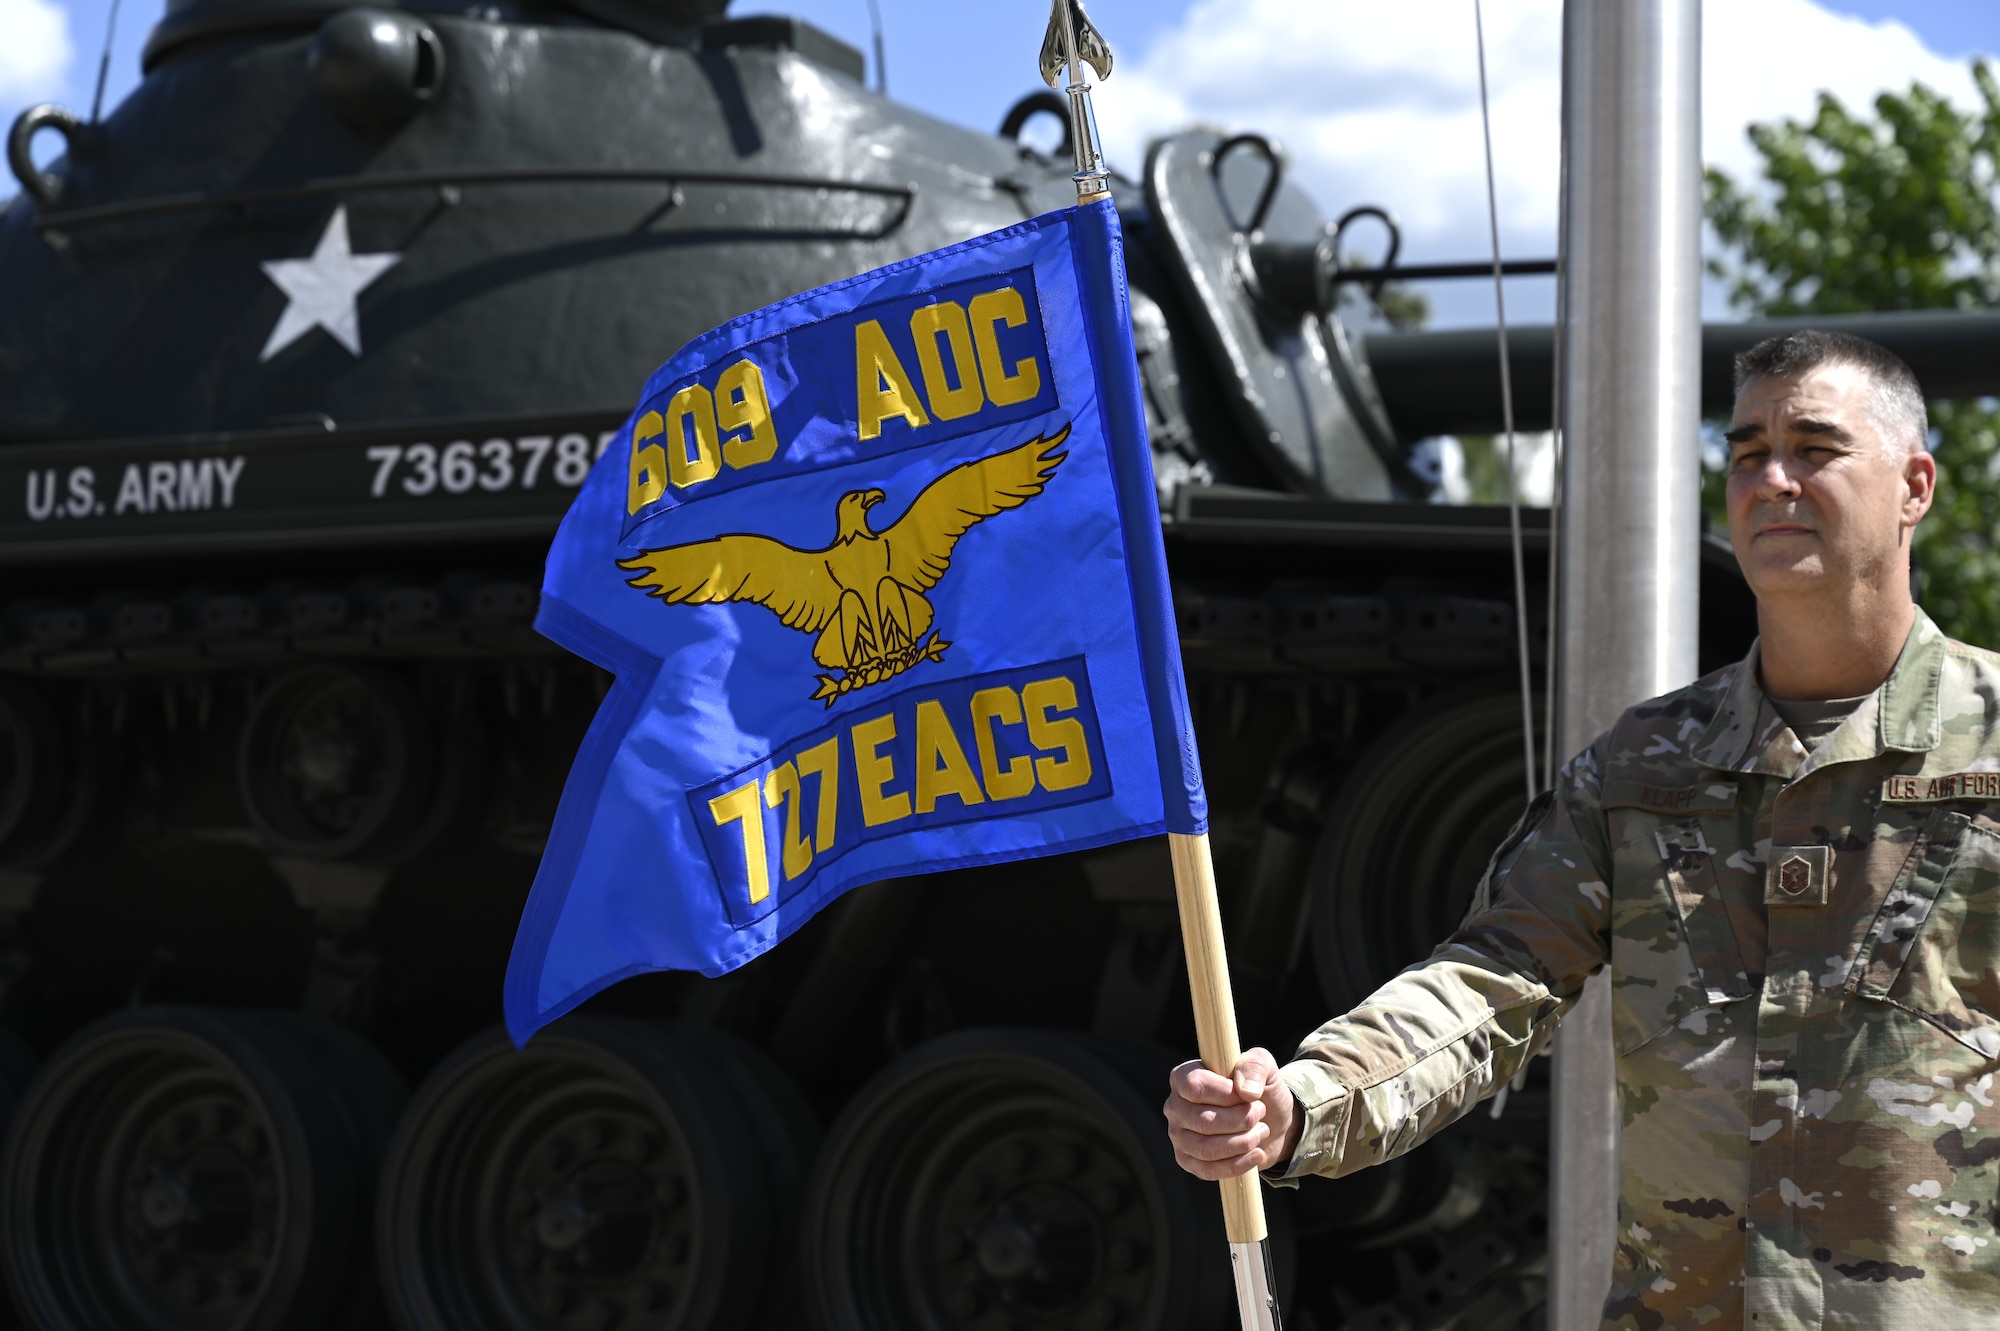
left=1690, top=608, right=1944, bottom=773
left=1877, top=608, right=1949, bottom=751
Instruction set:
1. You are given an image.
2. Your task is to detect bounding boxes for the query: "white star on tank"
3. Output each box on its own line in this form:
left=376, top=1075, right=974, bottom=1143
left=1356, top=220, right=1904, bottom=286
left=258, top=206, right=401, bottom=361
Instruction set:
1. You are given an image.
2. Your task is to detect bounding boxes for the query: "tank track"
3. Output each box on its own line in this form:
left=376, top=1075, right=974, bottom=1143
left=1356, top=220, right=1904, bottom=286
left=1, top=571, right=551, bottom=679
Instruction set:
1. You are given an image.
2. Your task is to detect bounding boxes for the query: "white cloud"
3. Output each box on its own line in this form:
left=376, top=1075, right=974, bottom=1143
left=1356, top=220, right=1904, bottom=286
left=0, top=0, right=72, bottom=102
left=1704, top=2, right=1978, bottom=184
left=1095, top=0, right=1984, bottom=323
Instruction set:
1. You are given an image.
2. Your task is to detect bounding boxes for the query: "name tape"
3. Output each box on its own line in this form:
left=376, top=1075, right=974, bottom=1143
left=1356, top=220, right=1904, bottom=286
left=1882, top=772, right=2000, bottom=803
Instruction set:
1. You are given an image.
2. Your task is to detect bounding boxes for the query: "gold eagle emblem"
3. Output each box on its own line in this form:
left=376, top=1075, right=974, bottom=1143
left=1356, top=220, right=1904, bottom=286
left=619, top=425, right=1069, bottom=704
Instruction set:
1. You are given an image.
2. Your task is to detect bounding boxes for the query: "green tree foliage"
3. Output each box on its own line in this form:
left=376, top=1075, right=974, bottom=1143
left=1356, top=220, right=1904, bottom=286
left=1705, top=62, right=2000, bottom=646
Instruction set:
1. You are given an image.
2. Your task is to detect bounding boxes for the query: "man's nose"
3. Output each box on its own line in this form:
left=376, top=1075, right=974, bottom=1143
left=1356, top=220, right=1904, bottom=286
left=1752, top=454, right=1801, bottom=500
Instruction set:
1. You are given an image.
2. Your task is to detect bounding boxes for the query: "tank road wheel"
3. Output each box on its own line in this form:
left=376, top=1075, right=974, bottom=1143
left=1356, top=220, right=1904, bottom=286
left=0, top=1008, right=406, bottom=1331
left=0, top=1028, right=28, bottom=1330
left=376, top=1020, right=814, bottom=1331
left=0, top=679, right=98, bottom=869
left=801, top=1030, right=1240, bottom=1331
left=238, top=665, right=442, bottom=863
left=1308, top=689, right=1540, bottom=1013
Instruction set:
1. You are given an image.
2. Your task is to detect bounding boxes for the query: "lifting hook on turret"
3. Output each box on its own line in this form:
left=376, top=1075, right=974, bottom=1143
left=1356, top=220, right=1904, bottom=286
left=7, top=104, right=91, bottom=209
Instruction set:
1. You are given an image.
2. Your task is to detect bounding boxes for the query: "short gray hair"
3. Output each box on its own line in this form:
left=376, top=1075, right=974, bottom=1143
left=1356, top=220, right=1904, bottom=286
left=1733, top=328, right=1928, bottom=454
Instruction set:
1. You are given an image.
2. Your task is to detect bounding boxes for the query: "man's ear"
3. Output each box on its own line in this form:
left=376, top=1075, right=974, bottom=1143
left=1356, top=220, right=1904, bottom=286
left=1903, top=446, right=1937, bottom=529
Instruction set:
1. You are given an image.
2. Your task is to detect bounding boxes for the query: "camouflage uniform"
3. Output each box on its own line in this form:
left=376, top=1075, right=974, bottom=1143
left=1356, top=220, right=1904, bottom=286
left=1270, top=609, right=2000, bottom=1328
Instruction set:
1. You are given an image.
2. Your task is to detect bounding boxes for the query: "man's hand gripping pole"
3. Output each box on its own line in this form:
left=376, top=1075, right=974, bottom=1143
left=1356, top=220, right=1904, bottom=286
left=1170, top=831, right=1284, bottom=1331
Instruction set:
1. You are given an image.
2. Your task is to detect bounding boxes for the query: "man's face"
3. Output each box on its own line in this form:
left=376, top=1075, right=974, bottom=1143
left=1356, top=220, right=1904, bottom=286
left=1724, top=364, right=1935, bottom=601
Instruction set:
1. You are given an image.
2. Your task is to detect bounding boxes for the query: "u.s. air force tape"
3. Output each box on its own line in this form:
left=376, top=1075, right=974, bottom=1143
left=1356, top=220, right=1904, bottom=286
left=1882, top=772, right=2000, bottom=803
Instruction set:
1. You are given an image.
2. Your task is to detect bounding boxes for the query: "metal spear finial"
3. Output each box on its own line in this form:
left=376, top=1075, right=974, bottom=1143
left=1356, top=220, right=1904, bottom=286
left=1039, top=0, right=1112, bottom=202
left=1039, top=0, right=1112, bottom=87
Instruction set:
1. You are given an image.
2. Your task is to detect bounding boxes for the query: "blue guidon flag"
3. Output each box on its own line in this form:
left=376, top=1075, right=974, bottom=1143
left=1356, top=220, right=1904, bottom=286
left=505, top=198, right=1206, bottom=1042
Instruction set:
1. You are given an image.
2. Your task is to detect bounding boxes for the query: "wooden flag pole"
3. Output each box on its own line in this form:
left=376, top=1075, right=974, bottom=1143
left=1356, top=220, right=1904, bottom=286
left=1169, top=831, right=1283, bottom=1329
left=1038, top=1, right=1281, bottom=1321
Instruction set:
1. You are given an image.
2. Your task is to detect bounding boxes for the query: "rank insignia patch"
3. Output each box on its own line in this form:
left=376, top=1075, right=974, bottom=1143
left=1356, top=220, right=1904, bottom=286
left=1765, top=844, right=1830, bottom=906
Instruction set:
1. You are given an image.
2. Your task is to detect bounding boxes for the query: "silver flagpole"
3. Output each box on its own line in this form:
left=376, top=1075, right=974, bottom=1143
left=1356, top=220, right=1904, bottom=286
left=1552, top=2, right=1703, bottom=1328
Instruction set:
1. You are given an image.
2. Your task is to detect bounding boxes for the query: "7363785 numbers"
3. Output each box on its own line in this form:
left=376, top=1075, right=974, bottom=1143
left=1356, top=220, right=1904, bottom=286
left=365, top=431, right=617, bottom=499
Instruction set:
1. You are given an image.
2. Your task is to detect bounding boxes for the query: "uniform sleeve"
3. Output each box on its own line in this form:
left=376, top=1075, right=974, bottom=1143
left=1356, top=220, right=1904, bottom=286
left=1266, top=738, right=1615, bottom=1185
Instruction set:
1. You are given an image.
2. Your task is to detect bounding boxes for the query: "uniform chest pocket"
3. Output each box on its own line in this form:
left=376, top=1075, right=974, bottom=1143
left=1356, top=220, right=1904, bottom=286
left=1849, top=809, right=2000, bottom=1060
left=1606, top=811, right=1755, bottom=1056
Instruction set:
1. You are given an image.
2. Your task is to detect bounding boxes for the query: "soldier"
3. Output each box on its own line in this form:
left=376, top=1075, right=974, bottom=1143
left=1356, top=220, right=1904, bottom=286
left=1163, top=328, right=2000, bottom=1327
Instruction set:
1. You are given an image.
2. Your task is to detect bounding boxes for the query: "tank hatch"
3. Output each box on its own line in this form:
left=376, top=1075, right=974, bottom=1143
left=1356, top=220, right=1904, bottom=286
left=1145, top=130, right=1418, bottom=501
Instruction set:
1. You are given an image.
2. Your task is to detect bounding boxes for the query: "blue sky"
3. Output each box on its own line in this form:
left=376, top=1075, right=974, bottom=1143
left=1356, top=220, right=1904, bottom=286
left=1817, top=0, right=2000, bottom=55
left=8, top=1, right=2000, bottom=325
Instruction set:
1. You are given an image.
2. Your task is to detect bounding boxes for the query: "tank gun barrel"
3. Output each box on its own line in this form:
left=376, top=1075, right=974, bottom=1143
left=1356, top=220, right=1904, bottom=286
left=1362, top=309, right=2000, bottom=440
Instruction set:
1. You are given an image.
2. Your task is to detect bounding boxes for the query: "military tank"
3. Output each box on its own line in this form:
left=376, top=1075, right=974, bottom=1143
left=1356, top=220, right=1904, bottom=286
left=0, top=2, right=1777, bottom=1328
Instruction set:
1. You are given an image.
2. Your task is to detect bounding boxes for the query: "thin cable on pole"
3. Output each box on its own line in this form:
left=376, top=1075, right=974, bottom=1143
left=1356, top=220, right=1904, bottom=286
left=1543, top=58, right=1569, bottom=793
left=1474, top=0, right=1539, bottom=802
left=90, top=0, right=125, bottom=124
left=864, top=0, right=887, bottom=94
left=1544, top=415, right=1565, bottom=784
